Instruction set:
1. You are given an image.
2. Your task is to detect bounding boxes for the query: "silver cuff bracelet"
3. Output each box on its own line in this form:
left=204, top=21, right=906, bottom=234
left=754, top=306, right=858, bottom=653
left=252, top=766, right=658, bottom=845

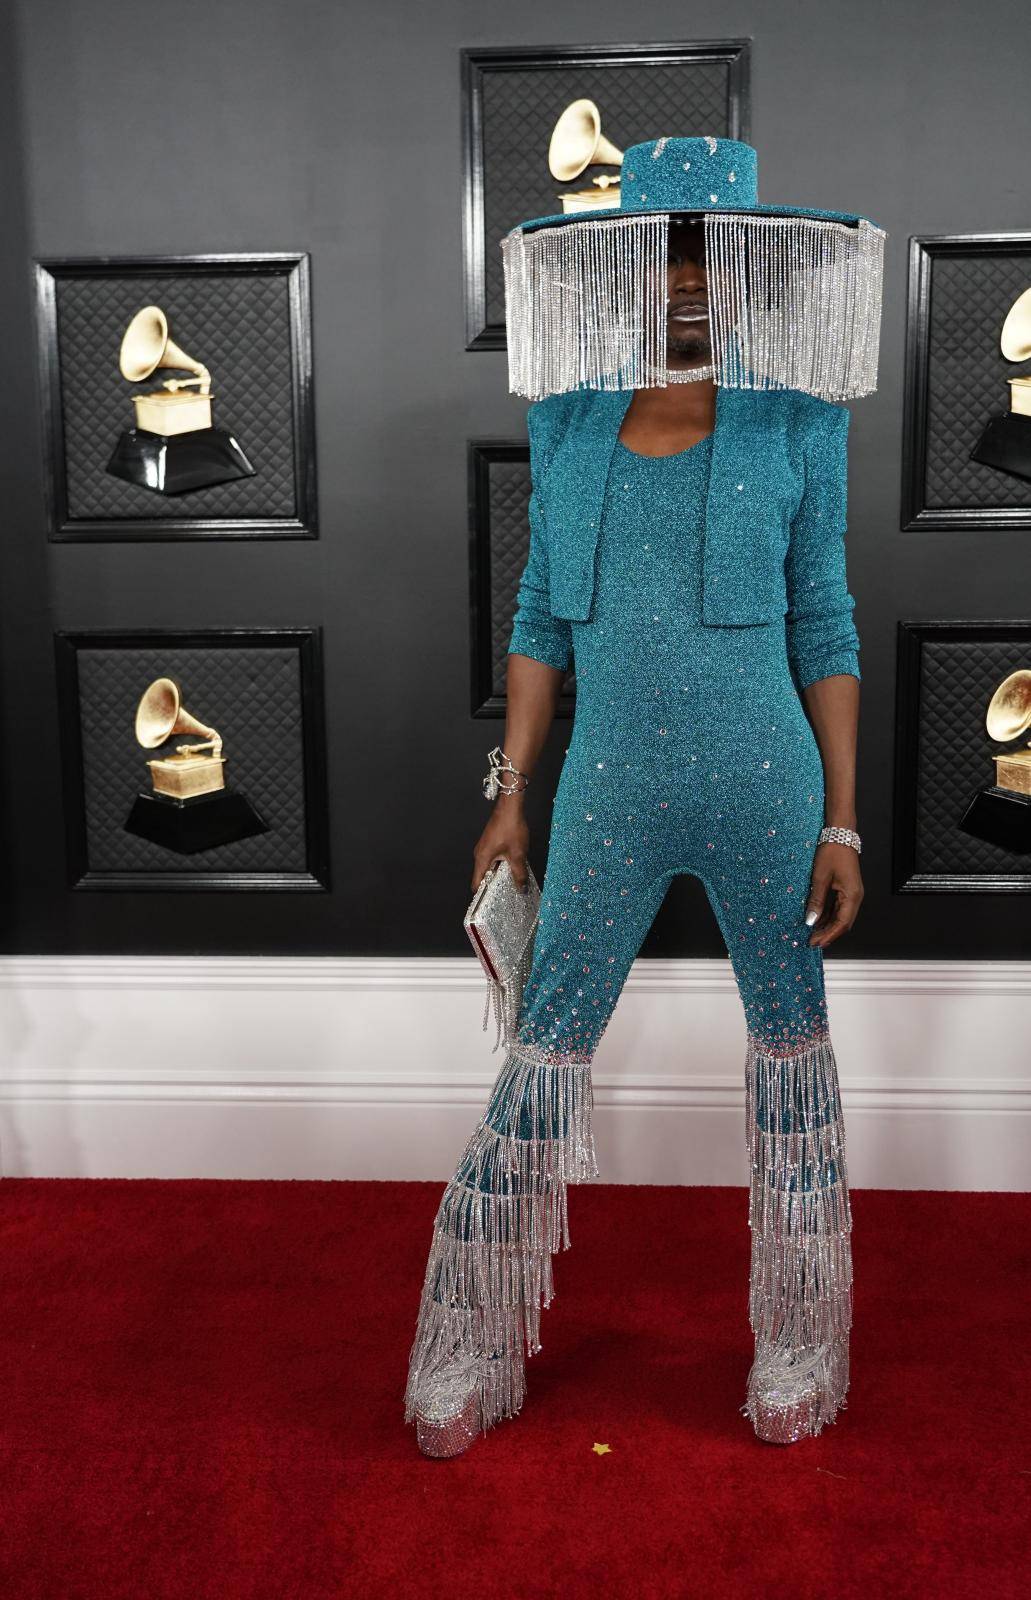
left=818, top=825, right=861, bottom=854
left=482, top=746, right=529, bottom=800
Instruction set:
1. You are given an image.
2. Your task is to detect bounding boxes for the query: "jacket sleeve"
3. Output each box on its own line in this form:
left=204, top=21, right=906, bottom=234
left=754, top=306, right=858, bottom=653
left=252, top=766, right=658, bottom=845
left=784, top=400, right=861, bottom=694
left=506, top=400, right=574, bottom=673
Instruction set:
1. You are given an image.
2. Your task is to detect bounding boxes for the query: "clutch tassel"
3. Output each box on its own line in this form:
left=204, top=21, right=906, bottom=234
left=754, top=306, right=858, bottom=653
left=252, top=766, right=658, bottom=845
left=480, top=926, right=538, bottom=1053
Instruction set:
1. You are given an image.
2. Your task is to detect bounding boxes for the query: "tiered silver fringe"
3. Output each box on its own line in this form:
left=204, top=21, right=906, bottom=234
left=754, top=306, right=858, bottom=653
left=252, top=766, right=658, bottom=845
left=741, top=1029, right=853, bottom=1440
left=501, top=211, right=886, bottom=402
left=403, top=1040, right=598, bottom=1435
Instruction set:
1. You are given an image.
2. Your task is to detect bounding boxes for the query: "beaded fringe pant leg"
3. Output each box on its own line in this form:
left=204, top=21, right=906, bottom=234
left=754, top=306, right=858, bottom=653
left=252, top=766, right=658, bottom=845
left=741, top=1028, right=853, bottom=1439
left=403, top=1039, right=597, bottom=1434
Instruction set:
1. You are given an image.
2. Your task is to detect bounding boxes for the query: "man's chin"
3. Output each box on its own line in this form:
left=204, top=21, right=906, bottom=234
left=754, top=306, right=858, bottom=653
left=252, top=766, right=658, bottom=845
left=666, top=347, right=713, bottom=370
left=666, top=330, right=712, bottom=366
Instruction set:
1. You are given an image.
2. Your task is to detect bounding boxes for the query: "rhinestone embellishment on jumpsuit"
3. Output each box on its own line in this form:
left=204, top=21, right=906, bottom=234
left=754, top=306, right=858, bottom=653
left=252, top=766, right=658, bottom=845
left=404, top=428, right=853, bottom=1450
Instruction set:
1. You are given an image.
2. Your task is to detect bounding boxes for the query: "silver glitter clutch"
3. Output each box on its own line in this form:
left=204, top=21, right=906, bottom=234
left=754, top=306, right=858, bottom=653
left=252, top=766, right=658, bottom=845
left=463, top=856, right=540, bottom=1051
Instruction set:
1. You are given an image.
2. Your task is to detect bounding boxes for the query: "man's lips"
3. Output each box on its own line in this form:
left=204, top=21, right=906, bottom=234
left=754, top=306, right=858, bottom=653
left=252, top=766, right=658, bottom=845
left=669, top=303, right=708, bottom=322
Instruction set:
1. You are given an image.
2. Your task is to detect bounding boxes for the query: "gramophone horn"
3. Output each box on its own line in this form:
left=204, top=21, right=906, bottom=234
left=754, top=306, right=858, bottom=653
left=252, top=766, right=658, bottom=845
left=135, top=676, right=221, bottom=751
left=1000, top=287, right=1031, bottom=363
left=986, top=668, right=1031, bottom=741
left=118, top=306, right=211, bottom=394
left=548, top=98, right=623, bottom=182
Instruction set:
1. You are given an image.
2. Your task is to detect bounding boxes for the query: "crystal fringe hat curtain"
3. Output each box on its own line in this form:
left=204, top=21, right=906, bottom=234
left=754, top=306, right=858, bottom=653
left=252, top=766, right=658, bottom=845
left=500, top=210, right=886, bottom=403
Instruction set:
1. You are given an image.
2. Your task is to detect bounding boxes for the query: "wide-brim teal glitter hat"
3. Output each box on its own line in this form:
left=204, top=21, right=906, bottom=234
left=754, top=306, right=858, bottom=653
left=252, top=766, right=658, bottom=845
left=501, top=134, right=887, bottom=403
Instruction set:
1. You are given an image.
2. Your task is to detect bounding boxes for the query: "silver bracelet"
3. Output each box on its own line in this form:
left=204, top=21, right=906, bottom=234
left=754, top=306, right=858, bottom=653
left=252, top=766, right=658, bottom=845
left=818, top=825, right=862, bottom=854
left=482, top=745, right=529, bottom=800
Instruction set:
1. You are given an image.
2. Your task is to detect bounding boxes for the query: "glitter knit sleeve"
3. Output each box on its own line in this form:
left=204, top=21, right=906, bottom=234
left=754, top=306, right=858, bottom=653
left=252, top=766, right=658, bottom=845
left=506, top=401, right=574, bottom=673
left=784, top=399, right=861, bottom=694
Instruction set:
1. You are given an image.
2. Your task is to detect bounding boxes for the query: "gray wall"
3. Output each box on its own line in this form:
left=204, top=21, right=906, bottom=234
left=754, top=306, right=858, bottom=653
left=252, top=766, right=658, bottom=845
left=2, top=0, right=1030, bottom=956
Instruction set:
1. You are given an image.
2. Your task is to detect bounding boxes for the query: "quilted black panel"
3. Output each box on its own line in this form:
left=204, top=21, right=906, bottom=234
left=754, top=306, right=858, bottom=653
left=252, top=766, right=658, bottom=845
left=481, top=60, right=731, bottom=327
left=915, top=636, right=1031, bottom=874
left=75, top=644, right=309, bottom=874
left=925, top=252, right=1031, bottom=509
left=56, top=271, right=297, bottom=520
left=487, top=453, right=575, bottom=697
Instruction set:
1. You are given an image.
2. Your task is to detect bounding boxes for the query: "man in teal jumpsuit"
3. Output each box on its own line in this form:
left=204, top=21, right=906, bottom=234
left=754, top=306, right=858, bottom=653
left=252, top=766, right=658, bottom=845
left=405, top=136, right=886, bottom=1453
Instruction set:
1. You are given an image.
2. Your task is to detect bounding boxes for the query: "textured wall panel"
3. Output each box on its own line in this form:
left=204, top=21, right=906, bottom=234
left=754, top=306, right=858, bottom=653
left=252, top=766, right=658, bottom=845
left=925, top=252, right=1031, bottom=509
left=72, top=642, right=310, bottom=876
left=905, top=631, right=1031, bottom=883
left=480, top=60, right=730, bottom=328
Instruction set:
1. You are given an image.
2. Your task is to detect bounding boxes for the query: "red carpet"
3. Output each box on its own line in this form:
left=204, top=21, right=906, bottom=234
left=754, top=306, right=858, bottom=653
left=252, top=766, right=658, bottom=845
left=1, top=1179, right=1028, bottom=1599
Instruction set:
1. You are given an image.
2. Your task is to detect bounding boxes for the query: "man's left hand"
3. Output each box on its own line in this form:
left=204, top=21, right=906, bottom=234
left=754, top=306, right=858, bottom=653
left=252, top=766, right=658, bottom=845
left=804, top=841, right=863, bottom=948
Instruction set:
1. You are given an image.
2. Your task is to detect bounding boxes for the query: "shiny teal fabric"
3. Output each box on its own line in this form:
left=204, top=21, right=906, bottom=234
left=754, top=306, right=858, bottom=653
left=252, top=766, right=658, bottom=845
left=403, top=403, right=851, bottom=1452
left=404, top=425, right=852, bottom=1438
left=509, top=385, right=861, bottom=692
left=509, top=429, right=838, bottom=1065
left=514, top=134, right=877, bottom=232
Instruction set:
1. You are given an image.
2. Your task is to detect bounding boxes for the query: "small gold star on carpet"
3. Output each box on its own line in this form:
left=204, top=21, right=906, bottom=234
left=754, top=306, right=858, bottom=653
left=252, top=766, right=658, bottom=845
left=592, top=1442, right=612, bottom=1455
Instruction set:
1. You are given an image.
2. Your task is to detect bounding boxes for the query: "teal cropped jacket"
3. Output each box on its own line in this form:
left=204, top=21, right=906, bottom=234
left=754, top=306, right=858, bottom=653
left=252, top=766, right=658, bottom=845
left=507, top=384, right=861, bottom=696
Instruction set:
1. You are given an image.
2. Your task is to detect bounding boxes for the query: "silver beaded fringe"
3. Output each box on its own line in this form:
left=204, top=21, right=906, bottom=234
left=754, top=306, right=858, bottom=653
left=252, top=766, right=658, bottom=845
left=404, top=1025, right=852, bottom=1442
left=500, top=210, right=886, bottom=402
left=481, top=921, right=539, bottom=1054
left=706, top=213, right=885, bottom=402
left=403, top=1039, right=597, bottom=1434
left=742, top=1028, right=853, bottom=1436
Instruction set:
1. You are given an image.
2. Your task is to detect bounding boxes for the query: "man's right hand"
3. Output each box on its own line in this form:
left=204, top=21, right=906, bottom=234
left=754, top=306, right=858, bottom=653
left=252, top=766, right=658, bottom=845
left=472, top=798, right=530, bottom=892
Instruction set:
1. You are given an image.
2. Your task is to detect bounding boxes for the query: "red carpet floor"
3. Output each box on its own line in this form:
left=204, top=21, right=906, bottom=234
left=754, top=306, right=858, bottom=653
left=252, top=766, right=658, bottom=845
left=1, top=1179, right=1028, bottom=1600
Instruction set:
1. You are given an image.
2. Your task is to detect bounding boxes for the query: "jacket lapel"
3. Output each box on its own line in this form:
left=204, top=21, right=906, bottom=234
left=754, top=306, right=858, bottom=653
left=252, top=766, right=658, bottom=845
left=701, top=386, right=791, bottom=624
left=545, top=388, right=633, bottom=620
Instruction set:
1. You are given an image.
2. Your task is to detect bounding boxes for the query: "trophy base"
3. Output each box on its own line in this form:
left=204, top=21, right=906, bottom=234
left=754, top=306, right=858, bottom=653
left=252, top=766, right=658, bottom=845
left=124, top=788, right=269, bottom=855
left=958, top=785, right=1031, bottom=853
left=106, top=427, right=256, bottom=495
left=969, top=412, right=1031, bottom=484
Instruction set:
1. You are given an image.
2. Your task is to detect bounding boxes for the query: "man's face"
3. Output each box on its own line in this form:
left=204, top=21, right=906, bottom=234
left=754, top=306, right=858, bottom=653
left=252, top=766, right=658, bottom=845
left=665, top=217, right=711, bottom=365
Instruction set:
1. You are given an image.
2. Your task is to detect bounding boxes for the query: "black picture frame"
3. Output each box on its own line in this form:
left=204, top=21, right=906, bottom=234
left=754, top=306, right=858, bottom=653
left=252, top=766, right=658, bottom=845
left=901, top=233, right=1031, bottom=531
left=34, top=253, right=317, bottom=541
left=892, top=619, right=1031, bottom=893
left=467, top=439, right=576, bottom=719
left=461, top=40, right=751, bottom=350
left=54, top=626, right=330, bottom=891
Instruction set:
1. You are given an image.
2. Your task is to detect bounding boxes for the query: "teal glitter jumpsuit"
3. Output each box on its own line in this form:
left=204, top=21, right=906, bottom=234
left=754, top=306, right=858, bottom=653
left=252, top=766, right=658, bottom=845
left=405, top=423, right=854, bottom=1445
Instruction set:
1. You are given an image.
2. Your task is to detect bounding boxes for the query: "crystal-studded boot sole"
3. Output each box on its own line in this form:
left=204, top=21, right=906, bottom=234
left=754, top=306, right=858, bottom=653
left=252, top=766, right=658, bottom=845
left=743, top=1335, right=849, bottom=1446
left=413, top=1352, right=484, bottom=1459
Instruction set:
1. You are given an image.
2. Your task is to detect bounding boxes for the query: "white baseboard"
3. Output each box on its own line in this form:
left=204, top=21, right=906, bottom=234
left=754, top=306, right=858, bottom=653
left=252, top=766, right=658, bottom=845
left=1, top=956, right=1028, bottom=1190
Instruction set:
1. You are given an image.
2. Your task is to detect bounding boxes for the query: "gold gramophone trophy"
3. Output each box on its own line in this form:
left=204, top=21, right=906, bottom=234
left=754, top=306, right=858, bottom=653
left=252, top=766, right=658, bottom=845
left=549, top=99, right=624, bottom=214
left=958, top=668, right=1031, bottom=853
left=970, top=288, right=1031, bottom=483
left=106, top=306, right=256, bottom=494
left=123, top=676, right=268, bottom=854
